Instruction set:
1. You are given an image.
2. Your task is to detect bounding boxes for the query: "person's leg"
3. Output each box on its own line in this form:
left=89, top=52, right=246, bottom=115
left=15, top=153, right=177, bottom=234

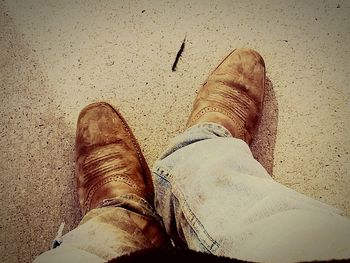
left=152, top=49, right=350, bottom=262
left=34, top=103, right=169, bottom=262
left=34, top=197, right=168, bottom=263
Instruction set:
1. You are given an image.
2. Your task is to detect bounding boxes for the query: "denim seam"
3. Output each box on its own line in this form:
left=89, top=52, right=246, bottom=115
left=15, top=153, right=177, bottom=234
left=170, top=192, right=211, bottom=254
left=154, top=165, right=220, bottom=253
left=154, top=169, right=216, bottom=251
left=172, top=185, right=220, bottom=253
left=155, top=166, right=173, bottom=180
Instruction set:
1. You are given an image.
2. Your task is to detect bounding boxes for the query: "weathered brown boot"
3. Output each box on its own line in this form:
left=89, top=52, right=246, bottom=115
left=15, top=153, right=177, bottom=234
left=187, top=48, right=265, bottom=144
left=75, top=102, right=154, bottom=215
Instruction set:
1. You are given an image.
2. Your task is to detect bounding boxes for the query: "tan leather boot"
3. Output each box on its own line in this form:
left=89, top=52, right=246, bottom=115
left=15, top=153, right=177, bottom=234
left=187, top=48, right=265, bottom=145
left=75, top=102, right=154, bottom=215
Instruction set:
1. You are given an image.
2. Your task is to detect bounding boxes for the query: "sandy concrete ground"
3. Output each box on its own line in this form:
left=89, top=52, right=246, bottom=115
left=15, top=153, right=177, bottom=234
left=0, top=0, right=349, bottom=262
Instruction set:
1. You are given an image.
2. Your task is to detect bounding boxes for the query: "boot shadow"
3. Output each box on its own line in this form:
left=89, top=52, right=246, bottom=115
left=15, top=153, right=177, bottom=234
left=250, top=77, right=279, bottom=176
left=0, top=5, right=80, bottom=261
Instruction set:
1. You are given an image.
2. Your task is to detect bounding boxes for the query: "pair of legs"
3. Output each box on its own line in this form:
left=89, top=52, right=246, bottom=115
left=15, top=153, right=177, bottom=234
left=34, top=49, right=350, bottom=262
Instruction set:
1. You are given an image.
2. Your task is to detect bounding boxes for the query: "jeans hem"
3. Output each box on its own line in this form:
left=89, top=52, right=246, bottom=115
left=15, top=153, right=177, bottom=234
left=97, top=193, right=164, bottom=226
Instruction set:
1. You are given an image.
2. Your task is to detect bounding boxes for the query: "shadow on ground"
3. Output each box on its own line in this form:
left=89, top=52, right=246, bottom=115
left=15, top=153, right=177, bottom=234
left=251, top=77, right=279, bottom=176
left=0, top=5, right=80, bottom=262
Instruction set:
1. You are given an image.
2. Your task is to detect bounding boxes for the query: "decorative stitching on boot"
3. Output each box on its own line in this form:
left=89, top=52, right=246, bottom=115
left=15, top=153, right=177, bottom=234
left=111, top=108, right=154, bottom=202
left=189, top=106, right=246, bottom=139
left=83, top=175, right=138, bottom=214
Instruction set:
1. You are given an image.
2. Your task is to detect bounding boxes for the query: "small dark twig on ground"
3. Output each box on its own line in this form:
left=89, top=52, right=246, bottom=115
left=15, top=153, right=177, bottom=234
left=172, top=35, right=186, bottom=72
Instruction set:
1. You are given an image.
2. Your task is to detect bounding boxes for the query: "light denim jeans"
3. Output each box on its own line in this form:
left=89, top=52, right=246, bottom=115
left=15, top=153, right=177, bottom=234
left=34, top=123, right=350, bottom=263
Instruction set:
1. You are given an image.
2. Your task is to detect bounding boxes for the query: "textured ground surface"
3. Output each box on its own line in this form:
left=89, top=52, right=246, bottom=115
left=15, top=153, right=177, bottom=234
left=0, top=0, right=349, bottom=262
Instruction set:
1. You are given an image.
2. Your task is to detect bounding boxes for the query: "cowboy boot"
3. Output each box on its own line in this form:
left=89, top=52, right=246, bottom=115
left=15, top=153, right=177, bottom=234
left=75, top=102, right=154, bottom=215
left=186, top=48, right=265, bottom=144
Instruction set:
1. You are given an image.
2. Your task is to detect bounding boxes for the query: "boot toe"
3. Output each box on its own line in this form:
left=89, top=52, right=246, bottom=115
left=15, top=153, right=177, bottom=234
left=76, top=102, right=122, bottom=155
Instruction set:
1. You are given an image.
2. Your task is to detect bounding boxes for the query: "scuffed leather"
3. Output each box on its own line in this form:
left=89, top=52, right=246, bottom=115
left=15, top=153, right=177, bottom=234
left=75, top=102, right=154, bottom=214
left=187, top=48, right=265, bottom=144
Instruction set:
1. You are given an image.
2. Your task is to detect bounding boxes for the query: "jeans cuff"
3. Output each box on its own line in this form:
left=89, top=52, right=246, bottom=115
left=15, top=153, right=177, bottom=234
left=159, top=122, right=232, bottom=160
left=186, top=122, right=232, bottom=137
left=97, top=194, right=164, bottom=226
